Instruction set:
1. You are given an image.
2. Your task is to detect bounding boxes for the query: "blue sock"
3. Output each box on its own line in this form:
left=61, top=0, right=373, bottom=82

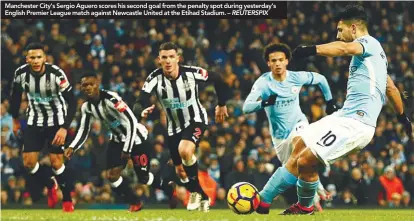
left=297, top=179, right=319, bottom=208
left=259, top=166, right=298, bottom=203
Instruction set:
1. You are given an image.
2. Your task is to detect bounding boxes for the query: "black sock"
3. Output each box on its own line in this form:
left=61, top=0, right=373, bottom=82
left=111, top=176, right=139, bottom=205
left=183, top=161, right=208, bottom=199
left=53, top=165, right=73, bottom=202
left=29, top=164, right=54, bottom=189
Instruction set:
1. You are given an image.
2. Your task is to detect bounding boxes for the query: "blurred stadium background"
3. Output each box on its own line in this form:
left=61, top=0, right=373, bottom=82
left=1, top=1, right=413, bottom=210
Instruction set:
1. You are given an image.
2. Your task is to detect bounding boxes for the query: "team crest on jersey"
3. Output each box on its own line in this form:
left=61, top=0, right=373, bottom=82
left=291, top=86, right=300, bottom=94
left=114, top=100, right=127, bottom=112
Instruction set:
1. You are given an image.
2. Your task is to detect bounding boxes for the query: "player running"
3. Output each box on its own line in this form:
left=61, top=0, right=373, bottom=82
left=10, top=43, right=76, bottom=212
left=255, top=5, right=413, bottom=215
left=243, top=43, right=336, bottom=213
left=64, top=73, right=175, bottom=212
left=134, top=42, right=229, bottom=212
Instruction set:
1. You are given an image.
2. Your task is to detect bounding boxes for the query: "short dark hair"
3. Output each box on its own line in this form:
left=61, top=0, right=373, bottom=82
left=25, top=42, right=45, bottom=52
left=263, top=43, right=292, bottom=61
left=159, top=42, right=178, bottom=52
left=80, top=72, right=98, bottom=81
left=335, top=5, right=368, bottom=26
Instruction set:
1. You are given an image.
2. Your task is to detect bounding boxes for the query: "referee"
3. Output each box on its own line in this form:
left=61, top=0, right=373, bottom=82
left=10, top=43, right=76, bottom=212
left=134, top=42, right=229, bottom=212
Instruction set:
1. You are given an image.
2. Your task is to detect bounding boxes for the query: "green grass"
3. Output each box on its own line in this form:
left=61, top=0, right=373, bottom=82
left=1, top=209, right=413, bottom=221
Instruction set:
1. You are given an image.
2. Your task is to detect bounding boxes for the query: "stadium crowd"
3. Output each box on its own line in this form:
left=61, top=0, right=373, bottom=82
left=1, top=2, right=413, bottom=208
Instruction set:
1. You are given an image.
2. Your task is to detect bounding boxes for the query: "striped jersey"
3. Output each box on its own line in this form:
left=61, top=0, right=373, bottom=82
left=12, top=63, right=72, bottom=127
left=141, top=65, right=209, bottom=135
left=69, top=90, right=148, bottom=153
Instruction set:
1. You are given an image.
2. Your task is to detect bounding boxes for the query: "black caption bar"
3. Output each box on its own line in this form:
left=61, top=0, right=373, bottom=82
left=1, top=1, right=287, bottom=19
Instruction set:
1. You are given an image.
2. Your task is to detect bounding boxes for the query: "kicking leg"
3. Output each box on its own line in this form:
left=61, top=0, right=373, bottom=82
left=257, top=136, right=305, bottom=214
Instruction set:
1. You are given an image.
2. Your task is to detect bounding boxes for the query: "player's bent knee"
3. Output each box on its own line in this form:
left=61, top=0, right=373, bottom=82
left=22, top=154, right=38, bottom=169
left=50, top=158, right=64, bottom=170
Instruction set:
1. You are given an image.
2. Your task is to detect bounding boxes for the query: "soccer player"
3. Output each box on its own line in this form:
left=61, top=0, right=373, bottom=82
left=242, top=43, right=336, bottom=213
left=134, top=42, right=229, bottom=212
left=64, top=73, right=174, bottom=212
left=9, top=43, right=76, bottom=212
left=256, top=5, right=412, bottom=215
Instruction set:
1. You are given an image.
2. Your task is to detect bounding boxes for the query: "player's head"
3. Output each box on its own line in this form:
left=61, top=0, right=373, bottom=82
left=158, top=42, right=180, bottom=79
left=80, top=72, right=100, bottom=99
left=263, top=43, right=291, bottom=76
left=25, top=43, right=46, bottom=73
left=335, top=5, right=368, bottom=42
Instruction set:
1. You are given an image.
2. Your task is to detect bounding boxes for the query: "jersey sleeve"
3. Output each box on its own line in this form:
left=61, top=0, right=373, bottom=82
left=242, top=79, right=264, bottom=114
left=355, top=36, right=376, bottom=58
left=142, top=72, right=158, bottom=94
left=69, top=103, right=92, bottom=151
left=53, top=65, right=72, bottom=92
left=193, top=67, right=209, bottom=82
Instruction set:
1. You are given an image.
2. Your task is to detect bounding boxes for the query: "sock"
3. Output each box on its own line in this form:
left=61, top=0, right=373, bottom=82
left=111, top=176, right=139, bottom=204
left=182, top=156, right=208, bottom=199
left=259, top=166, right=298, bottom=204
left=297, top=179, right=319, bottom=208
left=53, top=164, right=73, bottom=202
left=29, top=163, right=54, bottom=189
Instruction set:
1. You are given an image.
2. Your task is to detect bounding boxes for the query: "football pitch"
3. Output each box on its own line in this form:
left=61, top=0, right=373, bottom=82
left=1, top=209, right=413, bottom=221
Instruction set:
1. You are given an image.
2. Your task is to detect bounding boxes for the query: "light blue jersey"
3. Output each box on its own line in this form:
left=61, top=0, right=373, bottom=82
left=243, top=71, right=333, bottom=140
left=337, top=35, right=388, bottom=127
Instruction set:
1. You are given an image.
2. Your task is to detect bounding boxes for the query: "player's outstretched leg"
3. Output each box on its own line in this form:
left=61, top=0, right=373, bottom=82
left=108, top=167, right=142, bottom=212
left=281, top=145, right=318, bottom=215
left=256, top=137, right=305, bottom=214
left=23, top=152, right=57, bottom=208
left=178, top=140, right=209, bottom=212
left=50, top=153, right=74, bottom=212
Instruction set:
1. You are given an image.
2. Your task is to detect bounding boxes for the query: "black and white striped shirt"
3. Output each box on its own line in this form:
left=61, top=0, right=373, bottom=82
left=139, top=65, right=227, bottom=136
left=69, top=90, right=148, bottom=153
left=10, top=63, right=75, bottom=128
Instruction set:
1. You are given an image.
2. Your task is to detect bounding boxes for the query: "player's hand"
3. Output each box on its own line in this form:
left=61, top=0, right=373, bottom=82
left=64, top=147, right=74, bottom=160
left=12, top=119, right=21, bottom=137
left=52, top=128, right=67, bottom=146
left=326, top=99, right=338, bottom=115
left=292, top=45, right=317, bottom=60
left=261, top=94, right=277, bottom=107
left=141, top=105, right=155, bottom=118
left=397, top=113, right=413, bottom=140
left=215, top=105, right=229, bottom=123
left=121, top=151, right=130, bottom=161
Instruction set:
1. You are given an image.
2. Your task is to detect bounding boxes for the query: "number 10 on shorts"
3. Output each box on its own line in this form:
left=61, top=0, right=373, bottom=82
left=317, top=130, right=337, bottom=147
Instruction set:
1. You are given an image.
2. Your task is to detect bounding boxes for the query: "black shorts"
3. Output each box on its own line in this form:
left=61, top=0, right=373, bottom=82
left=22, top=126, right=64, bottom=154
left=106, top=140, right=152, bottom=170
left=167, top=122, right=207, bottom=166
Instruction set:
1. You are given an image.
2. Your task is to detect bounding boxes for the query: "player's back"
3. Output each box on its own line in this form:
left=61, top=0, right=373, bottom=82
left=338, top=35, right=387, bottom=127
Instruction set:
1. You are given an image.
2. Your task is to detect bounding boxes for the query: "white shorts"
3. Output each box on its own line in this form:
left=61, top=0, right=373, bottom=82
left=301, top=114, right=375, bottom=167
left=272, top=121, right=309, bottom=165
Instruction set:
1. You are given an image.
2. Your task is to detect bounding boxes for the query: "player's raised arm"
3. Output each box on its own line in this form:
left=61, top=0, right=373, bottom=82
left=386, top=75, right=412, bottom=139
left=68, top=103, right=93, bottom=153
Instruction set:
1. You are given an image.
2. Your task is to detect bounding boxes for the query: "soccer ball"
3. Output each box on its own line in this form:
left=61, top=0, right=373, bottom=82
left=227, top=182, right=261, bottom=214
